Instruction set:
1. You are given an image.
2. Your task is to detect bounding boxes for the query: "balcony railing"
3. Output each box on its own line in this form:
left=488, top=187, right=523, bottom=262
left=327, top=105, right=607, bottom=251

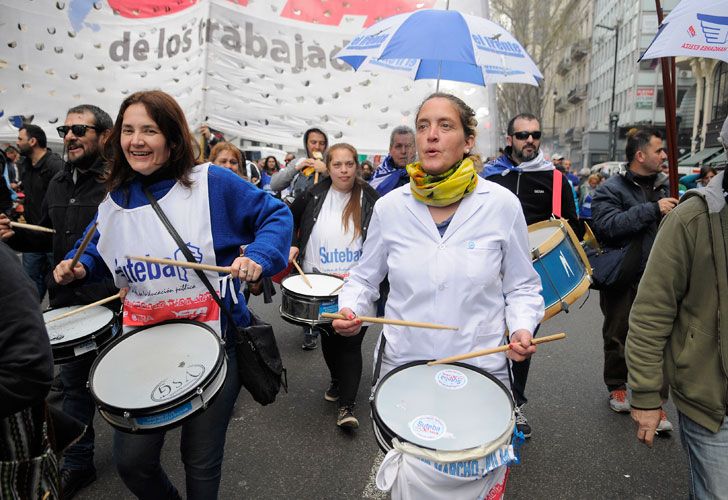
left=571, top=39, right=589, bottom=61
left=556, top=57, right=571, bottom=76
left=567, top=85, right=588, bottom=104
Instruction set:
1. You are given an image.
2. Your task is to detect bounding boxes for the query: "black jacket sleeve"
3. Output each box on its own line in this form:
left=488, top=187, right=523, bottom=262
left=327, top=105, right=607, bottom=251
left=591, top=179, right=661, bottom=245
left=0, top=242, right=53, bottom=418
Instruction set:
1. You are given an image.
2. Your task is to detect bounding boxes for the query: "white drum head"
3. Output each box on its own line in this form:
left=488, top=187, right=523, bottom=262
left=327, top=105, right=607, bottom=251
left=528, top=226, right=560, bottom=250
left=92, top=322, right=220, bottom=410
left=282, top=274, right=343, bottom=296
left=375, top=363, right=513, bottom=451
left=44, top=306, right=114, bottom=344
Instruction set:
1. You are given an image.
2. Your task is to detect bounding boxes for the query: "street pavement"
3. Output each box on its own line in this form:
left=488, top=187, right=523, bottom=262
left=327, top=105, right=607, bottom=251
left=60, top=289, right=688, bottom=499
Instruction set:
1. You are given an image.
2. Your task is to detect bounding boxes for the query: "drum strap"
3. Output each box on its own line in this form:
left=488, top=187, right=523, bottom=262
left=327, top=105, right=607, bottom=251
left=143, top=187, right=238, bottom=338
left=371, top=334, right=387, bottom=387
left=552, top=170, right=562, bottom=218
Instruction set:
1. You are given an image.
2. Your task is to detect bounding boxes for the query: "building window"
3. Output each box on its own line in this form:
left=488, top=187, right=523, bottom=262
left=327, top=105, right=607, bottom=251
left=712, top=62, right=728, bottom=121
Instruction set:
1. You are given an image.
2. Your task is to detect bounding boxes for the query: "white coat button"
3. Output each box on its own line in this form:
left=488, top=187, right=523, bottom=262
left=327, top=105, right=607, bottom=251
left=438, top=284, right=445, bottom=291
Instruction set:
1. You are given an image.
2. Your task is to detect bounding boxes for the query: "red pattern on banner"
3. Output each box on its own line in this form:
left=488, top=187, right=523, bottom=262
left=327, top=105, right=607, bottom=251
left=484, top=467, right=509, bottom=500
left=123, top=292, right=220, bottom=326
left=107, top=0, right=432, bottom=25
left=279, top=0, right=435, bottom=27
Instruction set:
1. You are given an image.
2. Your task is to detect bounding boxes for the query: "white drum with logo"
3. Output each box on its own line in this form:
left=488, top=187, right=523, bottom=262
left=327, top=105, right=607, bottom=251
left=372, top=361, right=517, bottom=499
left=89, top=320, right=226, bottom=433
left=279, top=273, right=343, bottom=326
left=44, top=305, right=118, bottom=364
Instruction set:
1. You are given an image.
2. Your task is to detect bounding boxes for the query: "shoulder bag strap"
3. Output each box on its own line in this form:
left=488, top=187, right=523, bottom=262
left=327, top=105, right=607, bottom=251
left=552, top=170, right=563, bottom=218
left=142, top=186, right=237, bottom=335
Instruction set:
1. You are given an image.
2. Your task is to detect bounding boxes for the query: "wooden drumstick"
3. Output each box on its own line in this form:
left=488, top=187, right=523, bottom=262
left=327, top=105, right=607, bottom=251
left=312, top=151, right=323, bottom=185
left=320, top=313, right=458, bottom=331
left=45, top=292, right=122, bottom=324
left=427, top=333, right=566, bottom=366
left=69, top=223, right=97, bottom=270
left=290, top=259, right=313, bottom=288
left=127, top=255, right=231, bottom=274
left=329, top=282, right=344, bottom=294
left=9, top=221, right=56, bottom=234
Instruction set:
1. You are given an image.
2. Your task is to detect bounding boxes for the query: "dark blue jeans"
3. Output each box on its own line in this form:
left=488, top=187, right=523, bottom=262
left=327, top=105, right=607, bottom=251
left=22, top=252, right=52, bottom=299
left=113, top=344, right=239, bottom=500
left=60, top=357, right=96, bottom=471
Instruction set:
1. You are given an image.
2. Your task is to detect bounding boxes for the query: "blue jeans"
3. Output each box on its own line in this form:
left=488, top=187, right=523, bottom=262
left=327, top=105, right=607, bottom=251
left=22, top=252, right=53, bottom=299
left=113, top=345, right=239, bottom=500
left=679, top=411, right=728, bottom=499
left=60, top=357, right=96, bottom=471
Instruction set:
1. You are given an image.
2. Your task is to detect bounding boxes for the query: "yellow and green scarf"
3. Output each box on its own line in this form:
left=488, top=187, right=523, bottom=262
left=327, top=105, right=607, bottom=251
left=406, top=157, right=478, bottom=207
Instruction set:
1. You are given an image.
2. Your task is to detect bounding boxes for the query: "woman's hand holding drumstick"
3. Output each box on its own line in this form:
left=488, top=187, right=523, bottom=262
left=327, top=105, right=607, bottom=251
left=229, top=256, right=262, bottom=282
left=53, top=258, right=87, bottom=285
left=506, top=329, right=536, bottom=362
left=332, top=307, right=362, bottom=337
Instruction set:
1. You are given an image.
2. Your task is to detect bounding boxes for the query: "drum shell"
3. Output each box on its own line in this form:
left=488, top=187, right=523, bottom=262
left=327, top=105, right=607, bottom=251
left=88, top=320, right=227, bottom=433
left=44, top=306, right=119, bottom=365
left=527, top=219, right=592, bottom=321
left=371, top=360, right=515, bottom=459
left=279, top=273, right=341, bottom=326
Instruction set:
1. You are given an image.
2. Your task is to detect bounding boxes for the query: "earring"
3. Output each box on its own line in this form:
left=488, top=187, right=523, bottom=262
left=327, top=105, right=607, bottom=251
left=465, top=149, right=470, bottom=154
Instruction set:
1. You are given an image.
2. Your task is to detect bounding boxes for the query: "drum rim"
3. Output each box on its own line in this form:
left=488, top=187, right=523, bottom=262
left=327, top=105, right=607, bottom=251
left=50, top=323, right=117, bottom=363
left=280, top=272, right=343, bottom=299
left=371, top=360, right=515, bottom=453
left=89, top=319, right=225, bottom=416
left=44, top=305, right=116, bottom=347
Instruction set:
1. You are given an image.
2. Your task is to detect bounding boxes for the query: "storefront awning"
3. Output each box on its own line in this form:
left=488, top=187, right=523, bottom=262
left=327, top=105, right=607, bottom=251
left=678, top=147, right=722, bottom=168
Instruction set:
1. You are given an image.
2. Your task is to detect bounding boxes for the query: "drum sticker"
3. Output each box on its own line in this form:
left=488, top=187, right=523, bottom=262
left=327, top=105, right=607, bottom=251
left=410, top=415, right=448, bottom=441
left=435, top=369, right=468, bottom=390
left=150, top=363, right=206, bottom=402
left=318, top=300, right=339, bottom=315
left=73, top=339, right=97, bottom=357
left=136, top=402, right=193, bottom=426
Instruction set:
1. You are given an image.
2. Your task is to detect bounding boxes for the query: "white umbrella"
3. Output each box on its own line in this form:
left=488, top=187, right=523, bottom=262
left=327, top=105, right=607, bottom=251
left=336, top=9, right=542, bottom=88
left=641, top=0, right=728, bottom=63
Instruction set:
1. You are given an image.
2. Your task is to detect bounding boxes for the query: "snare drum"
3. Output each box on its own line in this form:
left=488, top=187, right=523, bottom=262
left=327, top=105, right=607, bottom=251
left=372, top=361, right=516, bottom=498
left=279, top=273, right=344, bottom=326
left=43, top=305, right=118, bottom=364
left=89, top=321, right=227, bottom=433
left=372, top=361, right=515, bottom=456
left=527, top=219, right=592, bottom=321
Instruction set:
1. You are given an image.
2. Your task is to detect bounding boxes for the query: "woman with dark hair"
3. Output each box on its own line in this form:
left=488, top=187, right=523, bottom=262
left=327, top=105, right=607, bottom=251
left=332, top=93, right=543, bottom=498
left=52, top=90, right=292, bottom=499
left=288, top=143, right=379, bottom=427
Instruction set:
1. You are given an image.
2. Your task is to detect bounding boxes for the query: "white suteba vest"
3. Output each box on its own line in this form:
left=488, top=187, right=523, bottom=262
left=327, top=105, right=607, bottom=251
left=96, top=164, right=222, bottom=334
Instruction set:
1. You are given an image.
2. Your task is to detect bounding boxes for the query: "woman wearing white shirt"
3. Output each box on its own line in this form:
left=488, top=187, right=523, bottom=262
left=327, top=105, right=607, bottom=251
left=332, top=92, right=543, bottom=498
left=289, top=143, right=380, bottom=429
left=333, top=93, right=544, bottom=389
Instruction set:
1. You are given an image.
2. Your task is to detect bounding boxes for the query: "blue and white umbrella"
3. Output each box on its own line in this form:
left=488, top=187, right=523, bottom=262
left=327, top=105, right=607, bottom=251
left=336, top=9, right=542, bottom=88
left=641, top=0, right=728, bottom=63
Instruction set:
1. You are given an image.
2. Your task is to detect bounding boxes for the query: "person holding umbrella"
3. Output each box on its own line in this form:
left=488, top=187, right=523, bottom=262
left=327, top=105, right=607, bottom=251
left=333, top=93, right=543, bottom=498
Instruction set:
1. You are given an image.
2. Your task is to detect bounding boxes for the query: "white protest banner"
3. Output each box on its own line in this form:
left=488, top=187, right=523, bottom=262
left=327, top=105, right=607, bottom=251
left=1, top=0, right=497, bottom=154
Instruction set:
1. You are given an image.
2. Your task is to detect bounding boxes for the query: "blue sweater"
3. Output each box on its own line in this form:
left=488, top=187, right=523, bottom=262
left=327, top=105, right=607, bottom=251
left=67, top=165, right=292, bottom=333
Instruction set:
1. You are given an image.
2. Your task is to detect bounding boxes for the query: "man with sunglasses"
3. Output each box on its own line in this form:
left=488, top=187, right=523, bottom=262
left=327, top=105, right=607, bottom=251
left=481, top=113, right=580, bottom=439
left=14, top=124, right=63, bottom=298
left=0, top=104, right=116, bottom=499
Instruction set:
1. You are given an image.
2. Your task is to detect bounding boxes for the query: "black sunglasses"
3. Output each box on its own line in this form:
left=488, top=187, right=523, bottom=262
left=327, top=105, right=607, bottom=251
left=56, top=124, right=100, bottom=138
left=512, top=130, right=542, bottom=140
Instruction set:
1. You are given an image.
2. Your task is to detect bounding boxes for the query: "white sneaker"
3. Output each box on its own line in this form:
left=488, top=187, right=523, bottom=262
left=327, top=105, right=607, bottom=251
left=609, top=389, right=631, bottom=413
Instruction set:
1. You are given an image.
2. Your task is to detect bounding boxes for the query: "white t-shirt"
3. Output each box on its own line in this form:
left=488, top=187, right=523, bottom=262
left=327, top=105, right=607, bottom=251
left=302, top=188, right=363, bottom=276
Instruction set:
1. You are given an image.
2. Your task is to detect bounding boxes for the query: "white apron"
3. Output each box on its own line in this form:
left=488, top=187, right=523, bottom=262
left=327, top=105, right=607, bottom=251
left=96, top=164, right=223, bottom=334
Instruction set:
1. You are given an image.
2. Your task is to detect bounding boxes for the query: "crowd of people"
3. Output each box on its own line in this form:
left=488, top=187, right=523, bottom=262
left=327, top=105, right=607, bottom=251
left=1, top=88, right=727, bottom=500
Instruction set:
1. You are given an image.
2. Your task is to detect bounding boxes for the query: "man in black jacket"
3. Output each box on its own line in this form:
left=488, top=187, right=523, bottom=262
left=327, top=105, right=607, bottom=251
left=16, top=124, right=63, bottom=298
left=1, top=104, right=115, bottom=499
left=480, top=113, right=580, bottom=439
left=591, top=128, right=678, bottom=427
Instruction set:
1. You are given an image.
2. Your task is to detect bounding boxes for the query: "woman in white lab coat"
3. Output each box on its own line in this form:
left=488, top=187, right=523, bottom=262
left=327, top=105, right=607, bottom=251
left=333, top=93, right=544, bottom=385
left=332, top=91, right=545, bottom=500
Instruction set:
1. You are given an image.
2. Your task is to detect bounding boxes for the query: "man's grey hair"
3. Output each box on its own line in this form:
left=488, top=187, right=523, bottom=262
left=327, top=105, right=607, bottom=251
left=389, top=126, right=415, bottom=149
